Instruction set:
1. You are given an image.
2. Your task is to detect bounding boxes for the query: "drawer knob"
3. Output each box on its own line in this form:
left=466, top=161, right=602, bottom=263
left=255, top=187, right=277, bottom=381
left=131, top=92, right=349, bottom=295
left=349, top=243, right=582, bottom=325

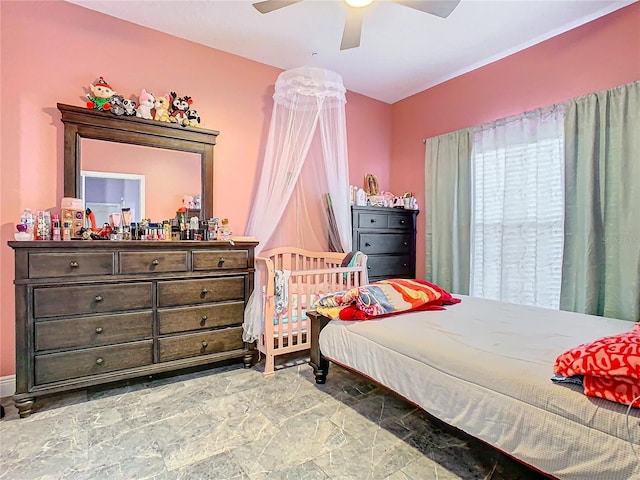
left=152, top=259, right=160, bottom=266
left=367, top=266, right=371, bottom=270
left=200, top=315, right=208, bottom=323
left=96, top=357, right=104, bottom=365
left=218, top=257, right=226, bottom=265
left=403, top=242, right=408, bottom=246
left=400, top=220, right=406, bottom=225
left=201, top=341, right=208, bottom=348
left=365, top=242, right=371, bottom=247
left=94, top=295, right=104, bottom=302
left=69, top=261, right=79, bottom=268
left=403, top=263, right=408, bottom=267
left=370, top=219, right=377, bottom=223
left=95, top=327, right=104, bottom=334
left=201, top=288, right=209, bottom=295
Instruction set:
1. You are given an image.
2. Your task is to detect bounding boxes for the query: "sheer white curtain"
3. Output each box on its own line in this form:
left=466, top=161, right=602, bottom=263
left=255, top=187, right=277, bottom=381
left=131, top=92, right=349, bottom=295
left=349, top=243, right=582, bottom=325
left=242, top=67, right=352, bottom=342
left=471, top=105, right=565, bottom=308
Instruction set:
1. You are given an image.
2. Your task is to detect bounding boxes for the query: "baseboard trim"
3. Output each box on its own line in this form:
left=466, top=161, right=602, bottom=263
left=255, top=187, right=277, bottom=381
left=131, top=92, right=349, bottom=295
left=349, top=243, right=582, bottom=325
left=0, top=375, right=16, bottom=399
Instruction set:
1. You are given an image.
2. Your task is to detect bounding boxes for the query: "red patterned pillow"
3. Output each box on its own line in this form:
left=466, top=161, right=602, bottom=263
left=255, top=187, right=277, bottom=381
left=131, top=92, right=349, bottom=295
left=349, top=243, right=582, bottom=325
left=554, top=323, right=640, bottom=407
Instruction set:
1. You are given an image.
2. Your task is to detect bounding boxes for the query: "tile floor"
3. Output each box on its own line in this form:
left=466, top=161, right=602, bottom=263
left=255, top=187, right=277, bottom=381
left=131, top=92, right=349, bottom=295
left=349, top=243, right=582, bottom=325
left=0, top=356, right=548, bottom=479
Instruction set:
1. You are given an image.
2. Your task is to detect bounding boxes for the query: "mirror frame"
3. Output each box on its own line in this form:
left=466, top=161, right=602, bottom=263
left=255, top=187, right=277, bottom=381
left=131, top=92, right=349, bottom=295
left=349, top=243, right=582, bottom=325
left=58, top=103, right=218, bottom=220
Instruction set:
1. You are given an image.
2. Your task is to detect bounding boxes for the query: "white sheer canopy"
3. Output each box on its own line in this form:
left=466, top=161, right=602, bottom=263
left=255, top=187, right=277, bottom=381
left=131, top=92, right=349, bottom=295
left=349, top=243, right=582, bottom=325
left=242, top=67, right=352, bottom=343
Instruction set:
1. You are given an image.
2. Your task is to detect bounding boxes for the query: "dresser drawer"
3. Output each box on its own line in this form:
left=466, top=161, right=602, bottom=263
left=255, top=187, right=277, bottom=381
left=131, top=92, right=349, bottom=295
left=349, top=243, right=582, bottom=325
left=29, top=252, right=114, bottom=279
left=159, top=327, right=244, bottom=362
left=35, top=312, right=153, bottom=351
left=35, top=340, right=153, bottom=384
left=192, top=250, right=249, bottom=271
left=388, top=213, right=413, bottom=230
left=358, top=233, right=412, bottom=255
left=157, top=276, right=245, bottom=307
left=33, top=282, right=153, bottom=318
left=357, top=213, right=389, bottom=229
left=119, top=251, right=188, bottom=274
left=158, top=301, right=244, bottom=334
left=367, top=255, right=413, bottom=280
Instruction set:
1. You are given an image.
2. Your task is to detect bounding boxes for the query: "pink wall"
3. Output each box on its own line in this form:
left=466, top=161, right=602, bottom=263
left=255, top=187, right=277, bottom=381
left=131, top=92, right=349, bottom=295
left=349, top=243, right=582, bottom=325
left=0, top=1, right=391, bottom=378
left=390, top=2, right=640, bottom=280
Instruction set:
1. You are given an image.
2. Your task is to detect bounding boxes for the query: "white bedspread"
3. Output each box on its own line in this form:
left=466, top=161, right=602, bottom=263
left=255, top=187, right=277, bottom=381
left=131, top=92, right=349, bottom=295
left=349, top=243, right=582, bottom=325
left=319, top=295, right=640, bottom=480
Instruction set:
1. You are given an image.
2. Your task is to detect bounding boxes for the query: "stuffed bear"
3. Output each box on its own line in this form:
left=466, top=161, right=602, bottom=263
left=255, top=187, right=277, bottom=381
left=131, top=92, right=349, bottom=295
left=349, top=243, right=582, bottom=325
left=186, top=109, right=200, bottom=128
left=122, top=98, right=137, bottom=116
left=170, top=92, right=192, bottom=127
left=154, top=93, right=172, bottom=123
left=86, top=77, right=116, bottom=111
left=136, top=89, right=155, bottom=120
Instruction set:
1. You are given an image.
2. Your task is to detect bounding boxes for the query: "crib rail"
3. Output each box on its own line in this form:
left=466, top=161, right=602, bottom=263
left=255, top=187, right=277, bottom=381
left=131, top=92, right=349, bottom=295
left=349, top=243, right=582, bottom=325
left=255, top=248, right=368, bottom=375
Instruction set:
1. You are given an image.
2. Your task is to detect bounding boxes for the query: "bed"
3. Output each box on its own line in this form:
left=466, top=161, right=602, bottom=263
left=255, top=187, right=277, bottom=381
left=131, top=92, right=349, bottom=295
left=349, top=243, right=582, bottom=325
left=255, top=247, right=368, bottom=375
left=309, top=294, right=640, bottom=480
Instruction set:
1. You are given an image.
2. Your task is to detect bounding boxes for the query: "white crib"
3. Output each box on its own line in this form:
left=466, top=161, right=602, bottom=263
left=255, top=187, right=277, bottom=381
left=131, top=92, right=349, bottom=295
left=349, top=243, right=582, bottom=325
left=256, top=247, right=368, bottom=375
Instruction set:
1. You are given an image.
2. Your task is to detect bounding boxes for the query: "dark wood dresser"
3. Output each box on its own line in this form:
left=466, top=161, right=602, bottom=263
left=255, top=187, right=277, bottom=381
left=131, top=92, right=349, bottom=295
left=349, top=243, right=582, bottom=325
left=9, top=239, right=257, bottom=417
left=351, top=206, right=419, bottom=282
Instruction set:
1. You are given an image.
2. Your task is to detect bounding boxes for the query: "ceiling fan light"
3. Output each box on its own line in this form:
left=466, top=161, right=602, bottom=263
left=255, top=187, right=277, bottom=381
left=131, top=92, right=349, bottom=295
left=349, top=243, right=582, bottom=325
left=344, top=0, right=373, bottom=8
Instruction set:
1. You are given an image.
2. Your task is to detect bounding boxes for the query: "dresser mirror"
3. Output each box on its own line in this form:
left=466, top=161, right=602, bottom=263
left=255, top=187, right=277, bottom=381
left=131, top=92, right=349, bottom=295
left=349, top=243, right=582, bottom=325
left=59, top=103, right=219, bottom=220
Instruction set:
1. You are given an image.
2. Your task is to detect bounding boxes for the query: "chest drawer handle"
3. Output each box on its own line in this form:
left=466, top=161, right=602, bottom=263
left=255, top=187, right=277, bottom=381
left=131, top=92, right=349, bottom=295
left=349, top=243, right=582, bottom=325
left=94, top=295, right=104, bottom=302
left=403, top=263, right=408, bottom=267
left=201, top=341, right=208, bottom=348
left=218, top=257, right=226, bottom=266
left=200, top=315, right=208, bottom=323
left=365, top=242, right=371, bottom=247
left=370, top=219, right=377, bottom=223
left=95, top=327, right=103, bottom=334
left=151, top=259, right=160, bottom=266
left=95, top=357, right=104, bottom=365
left=201, top=288, right=209, bottom=295
left=403, top=241, right=408, bottom=246
left=69, top=261, right=79, bottom=268
left=367, top=266, right=371, bottom=270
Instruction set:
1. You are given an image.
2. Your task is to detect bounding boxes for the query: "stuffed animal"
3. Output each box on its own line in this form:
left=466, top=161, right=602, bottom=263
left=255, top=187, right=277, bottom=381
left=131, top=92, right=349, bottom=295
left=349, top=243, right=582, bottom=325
left=122, top=98, right=137, bottom=116
left=136, top=89, right=155, bottom=120
left=154, top=93, right=172, bottom=123
left=86, top=77, right=117, bottom=111
left=110, top=95, right=126, bottom=116
left=186, top=109, right=200, bottom=128
left=170, top=92, right=192, bottom=127
left=182, top=195, right=195, bottom=209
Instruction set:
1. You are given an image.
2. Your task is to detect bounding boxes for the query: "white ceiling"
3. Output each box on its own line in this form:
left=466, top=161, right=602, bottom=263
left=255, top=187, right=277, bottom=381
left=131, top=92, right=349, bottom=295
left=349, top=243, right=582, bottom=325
left=66, top=0, right=635, bottom=104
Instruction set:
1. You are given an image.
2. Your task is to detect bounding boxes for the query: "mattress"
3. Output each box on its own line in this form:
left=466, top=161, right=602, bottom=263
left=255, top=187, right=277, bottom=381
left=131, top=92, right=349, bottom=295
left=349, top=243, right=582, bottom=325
left=318, top=295, right=640, bottom=480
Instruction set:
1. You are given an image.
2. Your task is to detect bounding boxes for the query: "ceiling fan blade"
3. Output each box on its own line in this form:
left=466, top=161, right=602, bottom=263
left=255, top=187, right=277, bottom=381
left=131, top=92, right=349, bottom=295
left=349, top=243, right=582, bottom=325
left=340, top=8, right=365, bottom=51
left=252, top=0, right=303, bottom=14
left=393, top=0, right=461, bottom=18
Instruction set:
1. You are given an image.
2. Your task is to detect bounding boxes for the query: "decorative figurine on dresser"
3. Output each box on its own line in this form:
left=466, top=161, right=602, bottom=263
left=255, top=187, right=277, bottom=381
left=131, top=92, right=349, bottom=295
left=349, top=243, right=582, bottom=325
left=351, top=205, right=419, bottom=282
left=7, top=102, right=256, bottom=418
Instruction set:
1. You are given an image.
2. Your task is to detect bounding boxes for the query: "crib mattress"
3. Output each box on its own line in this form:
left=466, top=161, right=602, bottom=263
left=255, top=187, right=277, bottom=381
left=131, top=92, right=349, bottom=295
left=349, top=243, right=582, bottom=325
left=318, top=295, right=640, bottom=480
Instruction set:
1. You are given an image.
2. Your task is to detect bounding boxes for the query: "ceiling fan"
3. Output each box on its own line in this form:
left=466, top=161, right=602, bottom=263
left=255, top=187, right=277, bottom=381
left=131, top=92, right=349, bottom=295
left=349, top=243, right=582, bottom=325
left=252, top=0, right=461, bottom=50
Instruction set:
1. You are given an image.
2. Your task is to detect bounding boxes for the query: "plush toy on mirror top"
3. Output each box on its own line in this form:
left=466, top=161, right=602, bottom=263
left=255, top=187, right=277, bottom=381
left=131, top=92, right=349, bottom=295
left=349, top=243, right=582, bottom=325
left=170, top=92, right=192, bottom=127
left=154, top=93, right=172, bottom=123
left=109, top=95, right=137, bottom=116
left=136, top=89, right=155, bottom=120
left=186, top=109, right=200, bottom=127
left=86, top=77, right=117, bottom=111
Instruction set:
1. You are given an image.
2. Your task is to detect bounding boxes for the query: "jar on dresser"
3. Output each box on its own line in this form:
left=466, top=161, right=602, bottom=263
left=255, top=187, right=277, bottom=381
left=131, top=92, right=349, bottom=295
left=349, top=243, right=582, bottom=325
left=351, top=206, right=419, bottom=282
left=9, top=239, right=257, bottom=418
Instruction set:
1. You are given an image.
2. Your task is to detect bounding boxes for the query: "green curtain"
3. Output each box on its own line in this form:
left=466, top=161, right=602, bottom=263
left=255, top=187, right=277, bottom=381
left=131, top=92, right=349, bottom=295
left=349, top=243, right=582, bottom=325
left=425, top=129, right=472, bottom=294
left=561, top=81, right=640, bottom=321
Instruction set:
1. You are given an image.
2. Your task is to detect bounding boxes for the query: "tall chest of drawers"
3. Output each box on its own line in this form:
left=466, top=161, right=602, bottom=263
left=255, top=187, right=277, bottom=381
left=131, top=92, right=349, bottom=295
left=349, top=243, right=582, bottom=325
left=9, top=240, right=257, bottom=417
left=351, top=206, right=419, bottom=282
